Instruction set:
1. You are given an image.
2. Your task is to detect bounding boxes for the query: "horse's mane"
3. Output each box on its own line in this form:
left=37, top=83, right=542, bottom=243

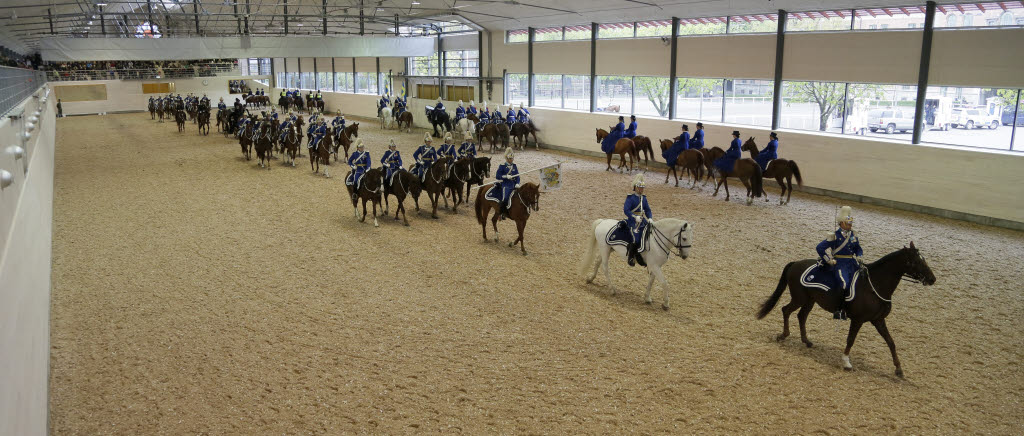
left=653, top=217, right=689, bottom=229
left=868, top=247, right=911, bottom=268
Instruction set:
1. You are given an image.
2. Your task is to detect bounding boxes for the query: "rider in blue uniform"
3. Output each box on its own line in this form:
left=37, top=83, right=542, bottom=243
left=713, top=130, right=743, bottom=174
left=279, top=112, right=295, bottom=143
left=434, top=98, right=446, bottom=118
left=346, top=139, right=371, bottom=193
left=332, top=111, right=346, bottom=130
left=437, top=132, right=458, bottom=161
left=517, top=103, right=531, bottom=124
left=506, top=106, right=517, bottom=126
left=458, top=134, right=477, bottom=159
left=217, top=98, right=227, bottom=111
left=236, top=116, right=250, bottom=137
left=269, top=107, right=279, bottom=122
left=381, top=139, right=403, bottom=188
left=378, top=93, right=390, bottom=116
left=479, top=103, right=491, bottom=124
left=493, top=107, right=505, bottom=125
left=663, top=124, right=690, bottom=168
left=689, top=122, right=705, bottom=149
left=624, top=115, right=638, bottom=139
left=308, top=120, right=327, bottom=152
left=816, top=206, right=864, bottom=320
left=455, top=100, right=466, bottom=123
left=756, top=132, right=779, bottom=172
left=494, top=149, right=520, bottom=219
left=468, top=101, right=478, bottom=118
left=601, top=116, right=626, bottom=154
left=412, top=133, right=436, bottom=181
left=394, top=95, right=406, bottom=116
left=623, top=173, right=652, bottom=267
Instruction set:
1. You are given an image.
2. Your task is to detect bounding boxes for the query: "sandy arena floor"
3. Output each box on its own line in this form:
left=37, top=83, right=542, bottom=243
left=49, top=112, right=1024, bottom=434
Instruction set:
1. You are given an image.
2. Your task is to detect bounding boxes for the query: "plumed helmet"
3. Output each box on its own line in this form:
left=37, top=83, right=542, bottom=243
left=338, top=110, right=343, bottom=115
left=470, top=100, right=475, bottom=106
left=633, top=173, right=646, bottom=188
left=458, top=100, right=464, bottom=106
left=444, top=132, right=453, bottom=142
left=389, top=139, right=397, bottom=148
left=483, top=101, right=488, bottom=108
left=437, top=97, right=442, bottom=103
left=355, top=138, right=364, bottom=149
left=836, top=206, right=854, bottom=225
left=505, top=148, right=515, bottom=160
left=424, top=132, right=432, bottom=142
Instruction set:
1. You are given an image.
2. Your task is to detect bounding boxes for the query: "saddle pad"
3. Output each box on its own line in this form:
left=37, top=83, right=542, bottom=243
left=483, top=185, right=501, bottom=203
left=604, top=221, right=648, bottom=252
left=798, top=263, right=860, bottom=302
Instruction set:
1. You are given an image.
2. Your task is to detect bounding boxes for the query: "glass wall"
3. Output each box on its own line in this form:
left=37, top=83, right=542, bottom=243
left=723, top=79, right=774, bottom=126
left=564, top=75, right=591, bottom=111
left=355, top=73, right=377, bottom=94
left=409, top=54, right=439, bottom=76
left=844, top=84, right=918, bottom=139
left=535, top=27, right=562, bottom=42
left=679, top=18, right=727, bottom=35
left=919, top=86, right=1020, bottom=150
left=334, top=72, right=353, bottom=93
left=443, top=50, right=479, bottom=76
left=634, top=77, right=670, bottom=117
left=676, top=78, right=724, bottom=122
left=936, top=4, right=1024, bottom=28
left=507, top=29, right=528, bottom=43
left=787, top=11, right=853, bottom=31
left=728, top=15, right=779, bottom=33
left=565, top=25, right=592, bottom=40
left=781, top=81, right=847, bottom=132
left=636, top=21, right=673, bottom=37
left=853, top=7, right=926, bottom=29
left=317, top=72, right=331, bottom=91
left=596, top=76, right=632, bottom=113
left=598, top=23, right=635, bottom=38
left=299, top=72, right=315, bottom=90
left=506, top=73, right=528, bottom=104
left=533, top=74, right=562, bottom=108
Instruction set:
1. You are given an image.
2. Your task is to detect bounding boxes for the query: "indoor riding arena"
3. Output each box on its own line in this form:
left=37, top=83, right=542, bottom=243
left=2, top=1, right=1023, bottom=435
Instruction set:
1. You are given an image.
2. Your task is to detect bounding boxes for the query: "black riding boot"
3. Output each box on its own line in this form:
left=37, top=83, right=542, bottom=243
left=833, top=290, right=848, bottom=320
left=626, top=243, right=637, bottom=267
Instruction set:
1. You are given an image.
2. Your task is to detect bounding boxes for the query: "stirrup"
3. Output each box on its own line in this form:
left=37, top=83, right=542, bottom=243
left=832, top=309, right=848, bottom=320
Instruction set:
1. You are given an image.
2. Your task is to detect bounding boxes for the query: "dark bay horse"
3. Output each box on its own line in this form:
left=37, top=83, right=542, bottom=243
left=510, top=122, right=540, bottom=150
left=474, top=182, right=541, bottom=255
left=442, top=158, right=472, bottom=214
left=174, top=110, right=187, bottom=132
left=197, top=110, right=211, bottom=136
left=346, top=168, right=384, bottom=227
left=382, top=169, right=422, bottom=226
left=254, top=124, right=274, bottom=169
left=344, top=122, right=359, bottom=139
left=631, top=135, right=655, bottom=169
left=238, top=122, right=253, bottom=161
left=310, top=134, right=333, bottom=177
left=464, top=157, right=492, bottom=201
left=396, top=111, right=414, bottom=133
left=426, top=106, right=453, bottom=138
left=658, top=139, right=704, bottom=188
left=757, top=242, right=936, bottom=377
left=420, top=156, right=451, bottom=219
left=741, top=139, right=804, bottom=205
left=595, top=128, right=638, bottom=172
left=332, top=127, right=352, bottom=162
left=149, top=100, right=157, bottom=119
left=706, top=141, right=764, bottom=204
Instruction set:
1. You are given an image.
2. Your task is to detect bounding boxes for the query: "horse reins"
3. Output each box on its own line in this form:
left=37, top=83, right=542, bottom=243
left=649, top=222, right=691, bottom=258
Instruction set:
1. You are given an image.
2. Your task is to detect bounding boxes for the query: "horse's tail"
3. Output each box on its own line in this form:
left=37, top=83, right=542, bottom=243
left=695, top=151, right=705, bottom=180
left=475, top=189, right=486, bottom=225
left=579, top=219, right=601, bottom=278
left=757, top=262, right=794, bottom=320
left=750, top=162, right=764, bottom=198
left=788, top=160, right=803, bottom=186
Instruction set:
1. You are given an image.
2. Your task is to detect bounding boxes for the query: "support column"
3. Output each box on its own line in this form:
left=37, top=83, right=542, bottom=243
left=244, top=0, right=250, bottom=35
left=589, top=22, right=597, bottom=113
left=322, top=0, right=328, bottom=36
left=48, top=9, right=54, bottom=35
left=912, top=1, right=937, bottom=145
left=313, top=58, right=318, bottom=91
left=284, top=0, right=289, bottom=35
left=101, top=5, right=107, bottom=36
left=376, top=57, right=381, bottom=95
left=668, top=17, right=679, bottom=120
left=192, top=2, right=199, bottom=35
left=331, top=58, right=336, bottom=91
left=478, top=31, right=484, bottom=103
left=770, top=10, right=787, bottom=130
left=1010, top=90, right=1021, bottom=150
left=527, top=27, right=535, bottom=107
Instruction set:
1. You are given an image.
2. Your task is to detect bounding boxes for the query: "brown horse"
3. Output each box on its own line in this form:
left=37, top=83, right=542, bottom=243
left=741, top=139, right=804, bottom=205
left=280, top=125, right=301, bottom=167
left=419, top=156, right=451, bottom=219
left=382, top=169, right=422, bottom=226
left=510, top=122, right=541, bottom=150
left=658, top=139, right=705, bottom=188
left=464, top=157, right=492, bottom=202
left=253, top=124, right=274, bottom=170
left=156, top=104, right=165, bottom=122
left=474, top=182, right=541, bottom=255
left=174, top=110, right=187, bottom=132
left=309, top=134, right=333, bottom=177
left=344, top=122, right=359, bottom=139
left=148, top=100, right=157, bottom=120
left=293, top=116, right=305, bottom=156
left=757, top=242, right=936, bottom=377
left=466, top=113, right=480, bottom=123
left=346, top=168, right=384, bottom=227
left=478, top=124, right=499, bottom=151
left=331, top=127, right=353, bottom=162
left=705, top=143, right=764, bottom=204
left=631, top=135, right=655, bottom=169
left=197, top=110, right=211, bottom=135
left=595, top=129, right=638, bottom=172
left=442, top=157, right=472, bottom=214
left=396, top=111, right=414, bottom=133
left=495, top=124, right=511, bottom=150
left=238, top=122, right=253, bottom=161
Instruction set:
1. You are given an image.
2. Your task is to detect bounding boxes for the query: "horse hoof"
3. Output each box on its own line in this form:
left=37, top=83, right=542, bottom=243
left=521, top=251, right=527, bottom=256
left=895, top=368, right=904, bottom=378
left=804, top=341, right=813, bottom=348
left=775, top=334, right=787, bottom=342
left=645, top=299, right=652, bottom=305
left=662, top=304, right=669, bottom=311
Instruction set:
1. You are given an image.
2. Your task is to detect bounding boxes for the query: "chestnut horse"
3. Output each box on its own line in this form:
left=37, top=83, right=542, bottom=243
left=253, top=124, right=274, bottom=170
left=396, top=111, right=414, bottom=133
left=332, top=126, right=352, bottom=161
left=658, top=139, right=704, bottom=188
left=280, top=125, right=301, bottom=167
left=757, top=242, right=936, bottom=377
left=705, top=141, right=765, bottom=204
left=595, top=129, right=638, bottom=172
left=741, top=139, right=804, bottom=205
left=346, top=168, right=384, bottom=227
left=474, top=182, right=541, bottom=256
left=382, top=169, right=422, bottom=226
left=631, top=135, right=655, bottom=169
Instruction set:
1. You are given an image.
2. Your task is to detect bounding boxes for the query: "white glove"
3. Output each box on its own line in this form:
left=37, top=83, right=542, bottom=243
left=827, top=258, right=836, bottom=266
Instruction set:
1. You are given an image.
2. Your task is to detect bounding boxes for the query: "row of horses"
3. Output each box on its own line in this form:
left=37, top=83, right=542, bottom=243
left=378, top=104, right=541, bottom=153
left=149, top=99, right=212, bottom=135
left=596, top=130, right=803, bottom=206
left=275, top=95, right=325, bottom=114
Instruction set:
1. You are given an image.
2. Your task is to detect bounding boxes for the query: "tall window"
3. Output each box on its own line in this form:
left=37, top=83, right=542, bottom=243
left=634, top=77, right=670, bottom=118
left=679, top=17, right=727, bottom=35
left=781, top=81, right=847, bottom=132
left=564, top=26, right=592, bottom=40
left=317, top=72, right=332, bottom=92
left=596, top=76, right=632, bottom=113
left=635, top=20, right=673, bottom=37
left=920, top=86, right=1017, bottom=150
left=563, top=75, right=591, bottom=111
left=676, top=78, right=724, bottom=122
left=506, top=73, right=529, bottom=105
left=443, top=50, right=479, bottom=77
left=409, top=54, right=439, bottom=76
left=299, top=72, right=315, bottom=90
left=507, top=29, right=528, bottom=43
left=853, top=8, right=926, bottom=29
left=598, top=22, right=635, bottom=38
left=845, top=84, right=917, bottom=139
left=786, top=11, right=852, bottom=32
left=534, top=27, right=562, bottom=42
left=723, top=79, right=773, bottom=126
left=380, top=72, right=391, bottom=94
left=334, top=72, right=353, bottom=93
left=355, top=73, right=377, bottom=94
left=533, top=74, right=562, bottom=108
left=727, top=15, right=779, bottom=33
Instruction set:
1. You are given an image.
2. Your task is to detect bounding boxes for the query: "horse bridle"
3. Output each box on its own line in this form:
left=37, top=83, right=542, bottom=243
left=649, top=222, right=691, bottom=258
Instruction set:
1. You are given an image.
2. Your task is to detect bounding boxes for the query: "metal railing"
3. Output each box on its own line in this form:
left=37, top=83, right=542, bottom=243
left=1, top=66, right=47, bottom=118
left=43, top=64, right=240, bottom=82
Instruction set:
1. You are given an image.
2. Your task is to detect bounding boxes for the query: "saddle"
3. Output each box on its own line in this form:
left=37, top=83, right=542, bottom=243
left=798, top=262, right=860, bottom=302
left=605, top=221, right=649, bottom=253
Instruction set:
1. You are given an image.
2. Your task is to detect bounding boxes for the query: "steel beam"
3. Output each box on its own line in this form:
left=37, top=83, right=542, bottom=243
left=527, top=27, right=534, bottom=107
left=912, top=1, right=936, bottom=144
left=770, top=10, right=787, bottom=130
left=590, top=22, right=597, bottom=113
left=668, top=16, right=679, bottom=120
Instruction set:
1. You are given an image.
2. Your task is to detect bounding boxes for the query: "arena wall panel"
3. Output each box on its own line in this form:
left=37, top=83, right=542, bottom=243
left=333, top=58, right=354, bottom=73
left=596, top=38, right=670, bottom=77
left=676, top=34, right=775, bottom=80
left=783, top=31, right=921, bottom=84
left=284, top=57, right=298, bottom=72
left=0, top=90, right=55, bottom=436
left=272, top=57, right=285, bottom=73
left=534, top=40, right=590, bottom=76
left=524, top=107, right=1024, bottom=224
left=354, top=58, right=377, bottom=72
left=56, top=76, right=266, bottom=115
left=930, top=28, right=1024, bottom=88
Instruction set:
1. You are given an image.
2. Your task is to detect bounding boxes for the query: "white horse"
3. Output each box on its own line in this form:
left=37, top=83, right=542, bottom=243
left=579, top=218, right=693, bottom=310
left=379, top=103, right=394, bottom=129
left=456, top=118, right=476, bottom=141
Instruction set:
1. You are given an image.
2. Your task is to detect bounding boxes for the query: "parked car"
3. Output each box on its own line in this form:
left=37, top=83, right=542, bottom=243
left=951, top=108, right=999, bottom=130
left=867, top=109, right=915, bottom=134
left=1002, top=109, right=1024, bottom=126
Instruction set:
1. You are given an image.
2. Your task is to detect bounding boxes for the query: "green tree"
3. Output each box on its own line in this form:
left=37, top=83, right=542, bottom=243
left=678, top=78, right=721, bottom=118
left=635, top=77, right=670, bottom=117
left=984, top=88, right=1019, bottom=107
